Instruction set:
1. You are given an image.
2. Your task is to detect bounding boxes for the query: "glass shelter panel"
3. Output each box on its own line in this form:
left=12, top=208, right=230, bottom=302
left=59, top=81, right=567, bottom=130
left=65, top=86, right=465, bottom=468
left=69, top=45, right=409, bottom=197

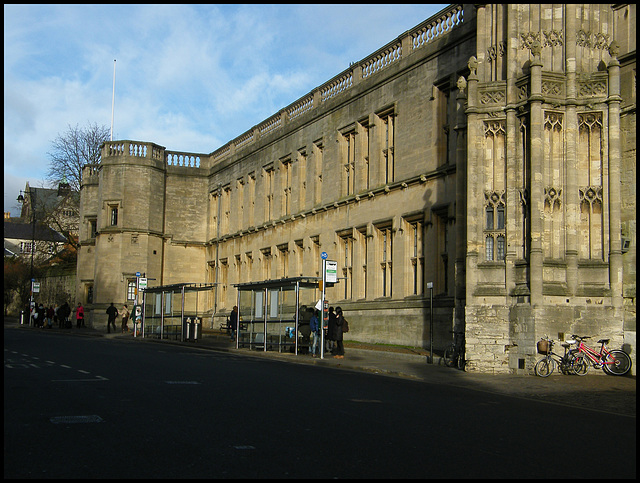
left=236, top=278, right=321, bottom=354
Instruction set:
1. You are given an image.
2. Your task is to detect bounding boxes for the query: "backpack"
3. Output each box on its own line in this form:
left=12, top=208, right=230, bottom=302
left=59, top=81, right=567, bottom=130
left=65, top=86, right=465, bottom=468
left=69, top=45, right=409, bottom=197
left=342, top=318, right=349, bottom=333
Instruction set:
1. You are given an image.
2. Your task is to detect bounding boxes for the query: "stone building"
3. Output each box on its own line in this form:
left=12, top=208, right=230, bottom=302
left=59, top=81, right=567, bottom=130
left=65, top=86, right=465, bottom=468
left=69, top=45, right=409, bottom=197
left=77, top=4, right=636, bottom=374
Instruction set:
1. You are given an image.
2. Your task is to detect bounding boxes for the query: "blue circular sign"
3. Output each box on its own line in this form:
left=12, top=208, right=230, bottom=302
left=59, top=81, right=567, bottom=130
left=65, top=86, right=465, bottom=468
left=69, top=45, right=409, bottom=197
left=321, top=252, right=328, bottom=260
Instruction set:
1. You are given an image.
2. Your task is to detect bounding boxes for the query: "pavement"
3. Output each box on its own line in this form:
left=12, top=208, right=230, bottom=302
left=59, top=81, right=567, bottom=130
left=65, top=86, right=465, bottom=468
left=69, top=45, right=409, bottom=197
left=6, top=319, right=636, bottom=418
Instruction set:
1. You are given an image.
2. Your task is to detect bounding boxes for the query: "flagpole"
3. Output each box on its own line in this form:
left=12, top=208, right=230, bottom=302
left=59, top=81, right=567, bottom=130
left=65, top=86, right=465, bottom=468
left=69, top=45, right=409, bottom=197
left=110, top=59, right=116, bottom=141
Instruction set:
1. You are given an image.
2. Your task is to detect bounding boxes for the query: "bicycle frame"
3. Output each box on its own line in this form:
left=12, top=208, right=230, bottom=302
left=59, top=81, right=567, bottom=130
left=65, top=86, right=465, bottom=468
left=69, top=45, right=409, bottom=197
left=534, top=337, right=581, bottom=376
left=574, top=338, right=614, bottom=368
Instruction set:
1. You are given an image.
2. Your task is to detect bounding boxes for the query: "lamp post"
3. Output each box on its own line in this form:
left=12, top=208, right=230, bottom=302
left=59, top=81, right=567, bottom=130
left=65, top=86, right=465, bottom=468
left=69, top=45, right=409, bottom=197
left=17, top=188, right=37, bottom=325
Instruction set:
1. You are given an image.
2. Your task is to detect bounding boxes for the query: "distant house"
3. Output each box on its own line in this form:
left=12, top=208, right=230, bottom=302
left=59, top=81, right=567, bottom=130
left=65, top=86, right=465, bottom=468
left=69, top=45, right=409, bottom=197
left=3, top=221, right=67, bottom=262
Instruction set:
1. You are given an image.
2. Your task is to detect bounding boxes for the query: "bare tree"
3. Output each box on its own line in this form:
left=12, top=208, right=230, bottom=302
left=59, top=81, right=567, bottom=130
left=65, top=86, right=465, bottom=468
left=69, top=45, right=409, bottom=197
left=46, top=122, right=110, bottom=192
left=42, top=122, right=109, bottom=250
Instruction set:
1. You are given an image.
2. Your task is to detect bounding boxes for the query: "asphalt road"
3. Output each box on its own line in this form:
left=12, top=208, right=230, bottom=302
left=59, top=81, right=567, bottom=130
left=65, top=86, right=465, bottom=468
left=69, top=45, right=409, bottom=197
left=4, top=328, right=636, bottom=478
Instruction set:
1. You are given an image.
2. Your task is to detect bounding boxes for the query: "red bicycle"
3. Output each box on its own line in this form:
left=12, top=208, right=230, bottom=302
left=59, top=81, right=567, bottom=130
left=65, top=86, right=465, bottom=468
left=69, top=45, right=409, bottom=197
left=571, top=335, right=632, bottom=376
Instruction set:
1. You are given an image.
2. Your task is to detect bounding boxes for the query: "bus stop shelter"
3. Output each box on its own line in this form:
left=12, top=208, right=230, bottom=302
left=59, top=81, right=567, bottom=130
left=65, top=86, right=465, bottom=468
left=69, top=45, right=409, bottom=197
left=234, top=277, right=321, bottom=355
left=141, top=283, right=216, bottom=341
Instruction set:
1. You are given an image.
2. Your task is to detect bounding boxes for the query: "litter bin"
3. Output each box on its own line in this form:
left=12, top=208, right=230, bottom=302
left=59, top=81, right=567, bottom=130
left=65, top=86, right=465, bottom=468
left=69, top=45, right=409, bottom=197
left=183, top=317, right=192, bottom=341
left=193, top=317, right=200, bottom=341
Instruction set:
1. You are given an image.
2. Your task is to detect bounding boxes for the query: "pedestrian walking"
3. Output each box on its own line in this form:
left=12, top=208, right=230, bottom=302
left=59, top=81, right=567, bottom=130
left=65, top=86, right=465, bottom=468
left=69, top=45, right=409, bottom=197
left=121, top=304, right=130, bottom=333
left=75, top=302, right=85, bottom=328
left=333, top=306, right=346, bottom=359
left=106, top=302, right=118, bottom=333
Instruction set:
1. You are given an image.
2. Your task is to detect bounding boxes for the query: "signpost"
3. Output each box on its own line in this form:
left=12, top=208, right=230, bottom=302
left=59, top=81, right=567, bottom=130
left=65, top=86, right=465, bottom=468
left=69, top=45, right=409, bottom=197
left=320, top=252, right=328, bottom=359
left=325, top=260, right=338, bottom=283
left=427, top=282, right=433, bottom=363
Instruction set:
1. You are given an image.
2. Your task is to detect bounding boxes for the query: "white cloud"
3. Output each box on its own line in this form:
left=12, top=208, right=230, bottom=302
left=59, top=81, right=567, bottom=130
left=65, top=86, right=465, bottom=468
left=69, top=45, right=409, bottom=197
left=4, top=4, right=446, bottom=216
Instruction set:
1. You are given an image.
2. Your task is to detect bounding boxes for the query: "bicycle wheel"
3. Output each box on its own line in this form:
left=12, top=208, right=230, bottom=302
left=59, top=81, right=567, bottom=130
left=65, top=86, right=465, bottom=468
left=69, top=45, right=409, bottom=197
left=443, top=344, right=456, bottom=367
left=457, top=350, right=466, bottom=371
left=570, top=355, right=589, bottom=376
left=602, top=350, right=632, bottom=376
left=534, top=358, right=556, bottom=377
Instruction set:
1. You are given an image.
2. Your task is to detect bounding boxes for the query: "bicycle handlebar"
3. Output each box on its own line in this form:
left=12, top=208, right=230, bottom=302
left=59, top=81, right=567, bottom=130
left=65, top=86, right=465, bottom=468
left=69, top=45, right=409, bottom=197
left=571, top=334, right=590, bottom=340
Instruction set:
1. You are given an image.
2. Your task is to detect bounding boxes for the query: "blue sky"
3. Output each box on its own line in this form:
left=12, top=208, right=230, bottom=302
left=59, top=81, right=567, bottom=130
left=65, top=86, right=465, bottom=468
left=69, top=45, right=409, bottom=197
left=4, top=4, right=447, bottom=217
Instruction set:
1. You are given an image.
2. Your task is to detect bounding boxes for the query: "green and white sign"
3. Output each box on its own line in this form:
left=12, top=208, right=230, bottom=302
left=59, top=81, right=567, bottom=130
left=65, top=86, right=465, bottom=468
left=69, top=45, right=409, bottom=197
left=325, top=260, right=338, bottom=283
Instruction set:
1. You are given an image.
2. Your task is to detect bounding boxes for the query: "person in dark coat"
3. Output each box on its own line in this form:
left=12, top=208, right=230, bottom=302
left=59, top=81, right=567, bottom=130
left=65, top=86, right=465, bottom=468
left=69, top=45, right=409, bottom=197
left=106, top=302, right=118, bottom=333
left=333, top=306, right=345, bottom=358
left=327, top=307, right=337, bottom=354
left=60, top=302, right=71, bottom=328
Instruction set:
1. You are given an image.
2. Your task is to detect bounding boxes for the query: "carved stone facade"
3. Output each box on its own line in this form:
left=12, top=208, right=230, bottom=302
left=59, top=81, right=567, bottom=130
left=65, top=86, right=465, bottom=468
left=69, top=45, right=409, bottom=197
left=78, top=4, right=636, bottom=374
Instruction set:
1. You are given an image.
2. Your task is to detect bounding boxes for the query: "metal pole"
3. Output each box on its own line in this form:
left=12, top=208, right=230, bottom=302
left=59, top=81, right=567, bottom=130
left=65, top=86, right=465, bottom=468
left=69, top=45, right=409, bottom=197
left=320, top=258, right=326, bottom=359
left=428, top=282, right=433, bottom=363
left=295, top=284, right=299, bottom=355
left=110, top=59, right=116, bottom=141
left=29, top=190, right=36, bottom=325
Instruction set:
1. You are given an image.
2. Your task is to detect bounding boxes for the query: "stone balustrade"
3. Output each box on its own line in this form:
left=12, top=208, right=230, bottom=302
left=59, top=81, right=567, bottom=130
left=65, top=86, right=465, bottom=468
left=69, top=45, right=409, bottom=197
left=102, top=5, right=464, bottom=168
left=101, top=140, right=203, bottom=169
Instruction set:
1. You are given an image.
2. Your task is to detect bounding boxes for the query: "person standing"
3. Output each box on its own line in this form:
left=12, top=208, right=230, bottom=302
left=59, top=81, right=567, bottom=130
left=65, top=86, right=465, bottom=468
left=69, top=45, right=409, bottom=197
left=327, top=307, right=337, bottom=354
left=75, top=302, right=85, bottom=328
left=229, top=305, right=238, bottom=340
left=106, top=302, right=118, bottom=333
left=60, top=302, right=71, bottom=328
left=46, top=306, right=54, bottom=328
left=333, top=306, right=346, bottom=359
left=121, top=304, right=130, bottom=333
left=309, top=308, right=320, bottom=357
left=37, top=303, right=46, bottom=328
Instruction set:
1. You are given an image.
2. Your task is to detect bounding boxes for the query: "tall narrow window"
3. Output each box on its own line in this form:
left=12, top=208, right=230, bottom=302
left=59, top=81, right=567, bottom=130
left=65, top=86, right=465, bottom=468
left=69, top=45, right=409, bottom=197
left=235, top=254, right=242, bottom=287
left=339, top=233, right=354, bottom=300
left=295, top=239, right=304, bottom=276
left=310, top=235, right=320, bottom=277
left=263, top=165, right=274, bottom=222
left=435, top=84, right=452, bottom=166
left=110, top=206, right=118, bottom=226
left=381, top=114, right=394, bottom=184
left=247, top=172, right=256, bottom=227
left=281, top=157, right=291, bottom=217
left=485, top=236, right=494, bottom=261
left=408, top=220, right=424, bottom=296
left=484, top=192, right=505, bottom=261
left=222, top=185, right=231, bottom=234
left=341, top=129, right=356, bottom=196
left=313, top=141, right=323, bottom=206
left=376, top=224, right=393, bottom=297
left=220, top=258, right=228, bottom=307
left=357, top=227, right=368, bottom=299
left=277, top=243, right=289, bottom=279
left=261, top=248, right=271, bottom=281
left=235, top=178, right=244, bottom=232
left=297, top=149, right=307, bottom=211
left=358, top=119, right=370, bottom=191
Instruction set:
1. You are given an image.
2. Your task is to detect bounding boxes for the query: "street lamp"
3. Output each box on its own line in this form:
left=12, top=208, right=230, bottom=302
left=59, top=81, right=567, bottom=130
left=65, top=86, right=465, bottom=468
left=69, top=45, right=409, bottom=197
left=17, top=188, right=37, bottom=324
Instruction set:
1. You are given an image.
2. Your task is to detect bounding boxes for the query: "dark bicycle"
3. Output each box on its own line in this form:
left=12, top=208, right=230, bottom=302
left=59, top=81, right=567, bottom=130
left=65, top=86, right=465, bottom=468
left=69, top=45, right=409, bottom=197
left=534, top=336, right=586, bottom=377
left=443, top=330, right=466, bottom=370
